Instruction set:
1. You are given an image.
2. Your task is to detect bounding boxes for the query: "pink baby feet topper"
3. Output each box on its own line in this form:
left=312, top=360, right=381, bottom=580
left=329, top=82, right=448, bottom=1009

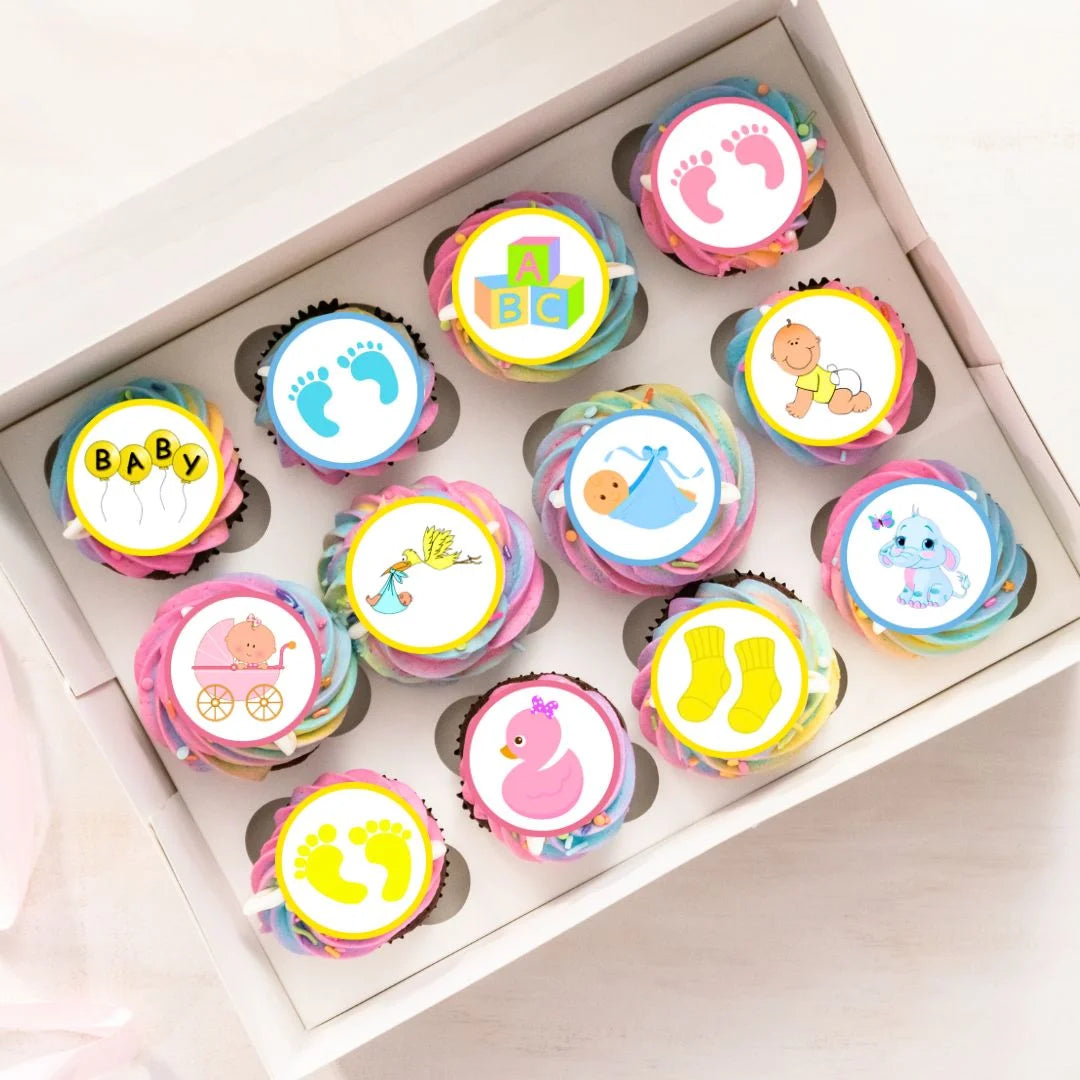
left=651, top=97, right=809, bottom=255
left=462, top=677, right=621, bottom=837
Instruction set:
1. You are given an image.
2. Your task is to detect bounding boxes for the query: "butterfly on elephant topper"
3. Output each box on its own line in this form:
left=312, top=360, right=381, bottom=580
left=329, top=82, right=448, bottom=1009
left=876, top=506, right=970, bottom=610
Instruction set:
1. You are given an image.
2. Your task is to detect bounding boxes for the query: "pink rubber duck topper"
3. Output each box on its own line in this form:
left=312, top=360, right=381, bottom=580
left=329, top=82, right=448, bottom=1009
left=500, top=695, right=584, bottom=821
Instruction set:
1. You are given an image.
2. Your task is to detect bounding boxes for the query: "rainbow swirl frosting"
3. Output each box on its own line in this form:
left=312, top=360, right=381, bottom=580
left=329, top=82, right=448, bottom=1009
left=254, top=302, right=438, bottom=484
left=319, top=476, right=544, bottom=682
left=427, top=191, right=638, bottom=382
left=532, top=385, right=756, bottom=596
left=458, top=673, right=636, bottom=862
left=632, top=575, right=839, bottom=777
left=134, top=573, right=358, bottom=779
left=820, top=459, right=1028, bottom=655
left=726, top=280, right=919, bottom=465
left=48, top=378, right=244, bottom=578
left=250, top=769, right=446, bottom=958
left=629, top=77, right=825, bottom=276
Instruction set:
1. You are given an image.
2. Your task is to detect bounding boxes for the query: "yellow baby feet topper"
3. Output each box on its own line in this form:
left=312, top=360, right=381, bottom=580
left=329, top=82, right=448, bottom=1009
left=651, top=600, right=811, bottom=759
left=273, top=782, right=435, bottom=940
left=66, top=399, right=225, bottom=556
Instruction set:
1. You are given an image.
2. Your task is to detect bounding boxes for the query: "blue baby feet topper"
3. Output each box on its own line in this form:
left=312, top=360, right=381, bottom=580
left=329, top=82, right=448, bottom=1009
left=264, top=310, right=423, bottom=471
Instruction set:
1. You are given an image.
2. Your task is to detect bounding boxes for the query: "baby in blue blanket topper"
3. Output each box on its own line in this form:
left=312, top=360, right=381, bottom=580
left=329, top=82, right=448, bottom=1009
left=583, top=444, right=703, bottom=530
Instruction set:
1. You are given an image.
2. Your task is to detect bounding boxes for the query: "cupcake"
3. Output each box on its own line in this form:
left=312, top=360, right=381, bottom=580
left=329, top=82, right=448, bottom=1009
left=726, top=280, right=918, bottom=465
left=254, top=300, right=438, bottom=484
left=458, top=673, right=635, bottom=860
left=48, top=378, right=244, bottom=578
left=532, top=384, right=756, bottom=595
left=246, top=769, right=447, bottom=958
left=632, top=574, right=839, bottom=777
left=319, top=476, right=543, bottom=682
left=629, top=77, right=825, bottom=276
left=820, top=459, right=1028, bottom=655
left=428, top=191, right=638, bottom=382
left=135, top=573, right=358, bottom=780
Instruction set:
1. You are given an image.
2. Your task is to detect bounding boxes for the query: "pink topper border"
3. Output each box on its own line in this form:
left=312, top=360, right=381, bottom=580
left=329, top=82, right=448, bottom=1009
left=461, top=677, right=623, bottom=838
left=161, top=585, right=322, bottom=748
left=650, top=96, right=809, bottom=256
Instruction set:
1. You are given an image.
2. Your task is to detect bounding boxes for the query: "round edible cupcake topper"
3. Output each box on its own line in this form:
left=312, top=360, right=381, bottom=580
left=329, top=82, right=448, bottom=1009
left=564, top=411, right=725, bottom=566
left=650, top=600, right=809, bottom=758
left=451, top=208, right=611, bottom=366
left=840, top=478, right=996, bottom=634
left=275, top=782, right=434, bottom=940
left=462, top=677, right=622, bottom=836
left=345, top=496, right=505, bottom=654
left=744, top=289, right=903, bottom=446
left=264, top=311, right=424, bottom=471
left=162, top=588, right=321, bottom=748
left=651, top=97, right=808, bottom=254
left=66, top=399, right=225, bottom=556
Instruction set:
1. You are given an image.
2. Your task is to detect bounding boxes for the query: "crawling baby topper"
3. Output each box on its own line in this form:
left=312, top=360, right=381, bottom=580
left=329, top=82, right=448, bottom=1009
left=744, top=288, right=903, bottom=447
left=65, top=399, right=224, bottom=556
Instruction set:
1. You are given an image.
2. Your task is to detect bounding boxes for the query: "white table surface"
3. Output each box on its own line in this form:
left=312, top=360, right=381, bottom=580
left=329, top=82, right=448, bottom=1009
left=2, top=1, right=1079, bottom=1077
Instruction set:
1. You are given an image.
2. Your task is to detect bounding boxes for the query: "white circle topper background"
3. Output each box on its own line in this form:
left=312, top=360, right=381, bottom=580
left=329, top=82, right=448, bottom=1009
left=565, top=412, right=721, bottom=566
left=453, top=210, right=607, bottom=364
left=266, top=312, right=422, bottom=470
left=746, top=290, right=902, bottom=445
left=167, top=593, right=319, bottom=746
left=277, top=785, right=431, bottom=939
left=68, top=401, right=222, bottom=554
left=841, top=480, right=994, bottom=633
left=347, top=499, right=502, bottom=653
left=653, top=98, right=807, bottom=253
left=464, top=682, right=619, bottom=835
left=653, top=603, right=808, bottom=757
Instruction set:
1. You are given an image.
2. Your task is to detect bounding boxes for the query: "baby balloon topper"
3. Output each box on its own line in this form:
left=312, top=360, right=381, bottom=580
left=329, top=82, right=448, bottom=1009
left=65, top=399, right=224, bottom=556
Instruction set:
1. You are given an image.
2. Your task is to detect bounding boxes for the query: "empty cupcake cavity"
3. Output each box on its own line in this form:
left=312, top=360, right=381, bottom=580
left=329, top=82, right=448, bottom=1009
left=235, top=324, right=285, bottom=402
left=416, top=373, right=460, bottom=451
left=1011, top=549, right=1036, bottom=619
left=421, top=845, right=470, bottom=924
left=525, top=560, right=560, bottom=634
left=624, top=742, right=659, bottom=822
left=622, top=595, right=671, bottom=665
left=219, top=472, right=271, bottom=553
left=797, top=179, right=837, bottom=251
left=43, top=436, right=60, bottom=487
left=810, top=496, right=840, bottom=562
left=612, top=284, right=649, bottom=352
left=434, top=694, right=477, bottom=772
left=711, top=308, right=751, bottom=384
left=610, top=124, right=651, bottom=201
left=521, top=409, right=563, bottom=476
left=245, top=797, right=292, bottom=862
left=423, top=226, right=458, bottom=284
left=899, top=361, right=937, bottom=434
left=330, top=666, right=372, bottom=738
left=834, top=649, right=848, bottom=708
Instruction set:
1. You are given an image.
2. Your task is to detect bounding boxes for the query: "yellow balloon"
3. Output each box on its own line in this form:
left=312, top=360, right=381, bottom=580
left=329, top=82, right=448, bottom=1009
left=83, top=440, right=119, bottom=480
left=118, top=443, right=152, bottom=485
left=172, top=442, right=209, bottom=484
left=145, top=429, right=180, bottom=469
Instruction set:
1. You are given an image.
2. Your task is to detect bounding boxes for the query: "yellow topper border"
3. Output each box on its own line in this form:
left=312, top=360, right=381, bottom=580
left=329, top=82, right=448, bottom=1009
left=275, top=782, right=434, bottom=941
left=66, top=398, right=226, bottom=556
left=743, top=288, right=903, bottom=447
left=650, top=600, right=810, bottom=759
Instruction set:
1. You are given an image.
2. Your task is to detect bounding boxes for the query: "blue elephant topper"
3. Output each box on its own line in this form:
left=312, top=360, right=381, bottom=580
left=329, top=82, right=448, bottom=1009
left=878, top=505, right=970, bottom=610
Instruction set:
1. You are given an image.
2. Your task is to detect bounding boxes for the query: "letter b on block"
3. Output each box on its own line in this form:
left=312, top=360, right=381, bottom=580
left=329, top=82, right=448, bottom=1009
left=507, top=236, right=560, bottom=287
left=530, top=275, right=585, bottom=329
left=474, top=275, right=529, bottom=329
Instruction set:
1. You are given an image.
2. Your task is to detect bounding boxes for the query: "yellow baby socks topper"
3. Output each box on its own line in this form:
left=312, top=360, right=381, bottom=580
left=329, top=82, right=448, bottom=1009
left=677, top=625, right=733, bottom=722
left=727, top=636, right=783, bottom=734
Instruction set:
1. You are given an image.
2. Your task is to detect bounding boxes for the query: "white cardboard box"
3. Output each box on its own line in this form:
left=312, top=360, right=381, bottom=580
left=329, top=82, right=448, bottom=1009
left=2, top=2, right=1080, bottom=1078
